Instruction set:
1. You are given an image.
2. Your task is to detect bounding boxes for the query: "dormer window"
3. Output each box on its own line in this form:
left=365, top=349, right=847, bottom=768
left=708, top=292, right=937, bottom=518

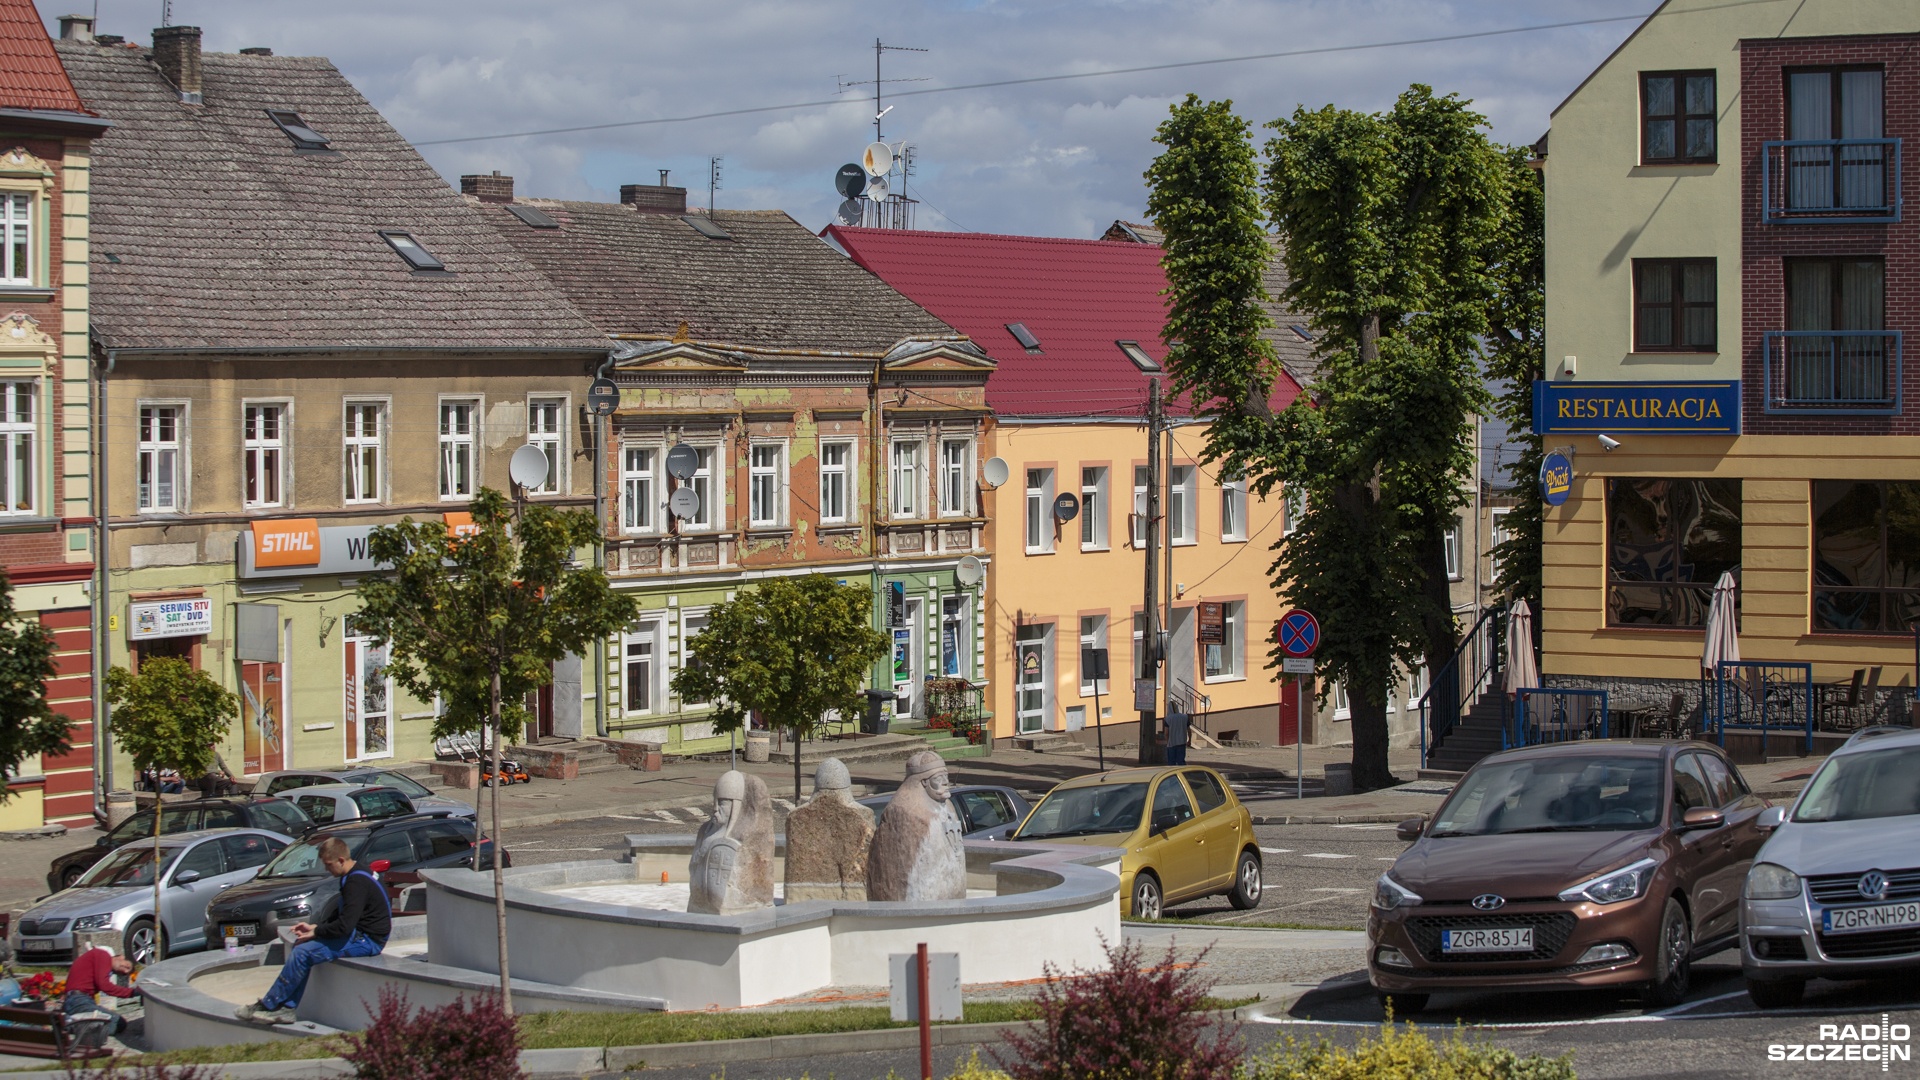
left=1006, top=322, right=1042, bottom=354
left=266, top=109, right=331, bottom=152
left=1116, top=340, right=1160, bottom=372
left=379, top=231, right=447, bottom=274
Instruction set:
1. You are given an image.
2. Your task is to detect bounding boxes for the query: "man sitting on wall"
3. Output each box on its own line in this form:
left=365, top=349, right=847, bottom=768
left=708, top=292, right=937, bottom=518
left=235, top=838, right=389, bottom=1024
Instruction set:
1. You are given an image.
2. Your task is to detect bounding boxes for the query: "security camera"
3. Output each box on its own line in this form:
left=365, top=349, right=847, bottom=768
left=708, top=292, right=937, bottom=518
left=1597, top=434, right=1622, bottom=452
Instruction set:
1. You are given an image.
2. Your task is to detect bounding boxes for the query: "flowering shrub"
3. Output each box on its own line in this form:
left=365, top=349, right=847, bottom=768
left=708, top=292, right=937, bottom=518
left=341, top=987, right=525, bottom=1080
left=1240, top=1019, right=1577, bottom=1079
left=19, top=972, right=64, bottom=1000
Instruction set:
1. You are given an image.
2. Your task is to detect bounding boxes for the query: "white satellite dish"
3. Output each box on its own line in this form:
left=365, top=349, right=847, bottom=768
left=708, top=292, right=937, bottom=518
left=981, top=457, right=1010, bottom=489
left=864, top=174, right=890, bottom=203
left=956, top=556, right=984, bottom=587
left=668, top=486, right=700, bottom=521
left=862, top=141, right=894, bottom=177
left=835, top=198, right=864, bottom=226
left=509, top=443, right=550, bottom=490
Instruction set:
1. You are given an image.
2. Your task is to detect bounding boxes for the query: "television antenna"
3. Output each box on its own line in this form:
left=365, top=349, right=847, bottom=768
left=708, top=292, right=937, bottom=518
left=837, top=40, right=928, bottom=144
left=707, top=157, right=723, bottom=217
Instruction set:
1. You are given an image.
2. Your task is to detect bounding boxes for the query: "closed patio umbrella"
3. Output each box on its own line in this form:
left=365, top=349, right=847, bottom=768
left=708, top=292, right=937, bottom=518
left=1702, top=571, right=1740, bottom=675
left=1505, top=600, right=1539, bottom=695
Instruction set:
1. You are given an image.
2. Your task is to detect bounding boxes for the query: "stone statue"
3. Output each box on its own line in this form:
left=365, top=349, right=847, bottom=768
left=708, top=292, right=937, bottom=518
left=687, top=770, right=775, bottom=915
left=784, top=758, right=877, bottom=902
left=866, top=750, right=966, bottom=902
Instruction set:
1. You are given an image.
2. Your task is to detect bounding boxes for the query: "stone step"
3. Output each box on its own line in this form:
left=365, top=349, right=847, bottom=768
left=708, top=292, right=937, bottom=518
left=1011, top=732, right=1076, bottom=752
left=764, top=732, right=928, bottom=766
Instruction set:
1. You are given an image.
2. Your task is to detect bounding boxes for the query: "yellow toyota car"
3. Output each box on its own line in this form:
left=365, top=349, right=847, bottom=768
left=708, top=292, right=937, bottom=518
left=1010, top=765, right=1262, bottom=919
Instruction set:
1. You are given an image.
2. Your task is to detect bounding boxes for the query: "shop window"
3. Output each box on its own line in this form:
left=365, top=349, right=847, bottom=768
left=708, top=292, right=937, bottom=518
left=1813, top=480, right=1920, bottom=634
left=1606, top=478, right=1742, bottom=627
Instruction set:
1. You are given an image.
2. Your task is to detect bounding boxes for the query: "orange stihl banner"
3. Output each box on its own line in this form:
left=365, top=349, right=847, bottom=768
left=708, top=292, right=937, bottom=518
left=250, top=519, right=322, bottom=568
left=443, top=511, right=482, bottom=539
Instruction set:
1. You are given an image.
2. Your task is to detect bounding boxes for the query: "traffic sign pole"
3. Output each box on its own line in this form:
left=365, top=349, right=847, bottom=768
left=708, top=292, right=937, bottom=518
left=1276, top=609, right=1319, bottom=802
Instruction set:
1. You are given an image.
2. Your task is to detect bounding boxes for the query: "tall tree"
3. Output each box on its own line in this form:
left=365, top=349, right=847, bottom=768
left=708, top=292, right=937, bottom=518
left=671, top=574, right=890, bottom=800
left=1484, top=147, right=1548, bottom=615
left=354, top=488, right=636, bottom=1012
left=105, top=656, right=237, bottom=961
left=0, top=572, right=64, bottom=798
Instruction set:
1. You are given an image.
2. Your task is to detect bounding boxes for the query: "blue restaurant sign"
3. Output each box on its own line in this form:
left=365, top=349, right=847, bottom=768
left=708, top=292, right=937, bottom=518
left=1532, top=380, right=1740, bottom=435
left=1539, top=452, right=1573, bottom=506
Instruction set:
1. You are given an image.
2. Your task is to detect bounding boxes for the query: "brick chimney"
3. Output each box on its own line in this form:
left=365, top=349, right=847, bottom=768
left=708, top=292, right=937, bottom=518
left=620, top=181, right=687, bottom=215
left=152, top=25, right=203, bottom=104
left=460, top=172, right=514, bottom=204
left=57, top=15, right=94, bottom=42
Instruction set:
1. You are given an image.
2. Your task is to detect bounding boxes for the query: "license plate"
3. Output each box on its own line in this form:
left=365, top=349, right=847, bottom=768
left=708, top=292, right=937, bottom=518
left=20, top=939, right=56, bottom=952
left=222, top=924, right=256, bottom=940
left=1441, top=927, right=1534, bottom=953
left=1823, top=902, right=1920, bottom=935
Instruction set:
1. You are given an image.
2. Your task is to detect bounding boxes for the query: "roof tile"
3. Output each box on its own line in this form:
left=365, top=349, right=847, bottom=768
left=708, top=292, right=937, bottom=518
left=0, top=0, right=87, bottom=112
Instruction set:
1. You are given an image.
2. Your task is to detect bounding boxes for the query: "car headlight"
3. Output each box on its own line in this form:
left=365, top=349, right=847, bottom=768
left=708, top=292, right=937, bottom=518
left=272, top=890, right=316, bottom=906
left=1745, top=862, right=1803, bottom=901
left=1372, top=873, right=1423, bottom=911
left=1558, top=857, right=1659, bottom=905
left=69, top=915, right=112, bottom=932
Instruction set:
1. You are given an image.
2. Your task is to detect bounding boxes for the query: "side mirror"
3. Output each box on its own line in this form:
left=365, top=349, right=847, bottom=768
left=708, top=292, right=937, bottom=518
left=172, top=869, right=201, bottom=886
left=1395, top=817, right=1426, bottom=843
left=1679, top=806, right=1725, bottom=831
left=95, top=835, right=111, bottom=848
left=368, top=860, right=392, bottom=874
left=1756, top=806, right=1786, bottom=831
left=1151, top=812, right=1177, bottom=836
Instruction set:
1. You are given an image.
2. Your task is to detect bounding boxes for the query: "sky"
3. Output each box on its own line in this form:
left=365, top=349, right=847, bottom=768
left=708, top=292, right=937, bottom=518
left=39, top=0, right=1654, bottom=240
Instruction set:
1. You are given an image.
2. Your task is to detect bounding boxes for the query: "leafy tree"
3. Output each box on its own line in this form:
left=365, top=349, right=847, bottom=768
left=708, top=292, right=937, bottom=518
left=1484, top=147, right=1547, bottom=615
left=671, top=574, right=889, bottom=800
left=105, top=656, right=237, bottom=960
left=354, top=488, right=636, bottom=1012
left=0, top=571, right=65, bottom=800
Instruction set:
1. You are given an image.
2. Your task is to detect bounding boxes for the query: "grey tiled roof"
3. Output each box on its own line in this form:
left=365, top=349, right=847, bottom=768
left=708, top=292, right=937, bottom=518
left=1257, top=237, right=1323, bottom=386
left=56, top=41, right=606, bottom=353
left=482, top=199, right=956, bottom=350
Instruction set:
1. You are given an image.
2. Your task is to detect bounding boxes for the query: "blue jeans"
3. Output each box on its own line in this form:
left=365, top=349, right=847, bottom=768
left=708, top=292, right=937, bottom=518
left=1166, top=743, right=1187, bottom=765
left=259, top=930, right=383, bottom=1010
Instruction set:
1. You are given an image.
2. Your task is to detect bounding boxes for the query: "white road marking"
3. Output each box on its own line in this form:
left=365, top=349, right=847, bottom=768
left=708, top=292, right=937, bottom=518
left=1332, top=823, right=1397, bottom=830
left=650, top=810, right=682, bottom=823
left=1375, top=857, right=1399, bottom=862
left=1302, top=852, right=1354, bottom=859
left=1309, top=887, right=1363, bottom=893
left=1260, top=847, right=1293, bottom=855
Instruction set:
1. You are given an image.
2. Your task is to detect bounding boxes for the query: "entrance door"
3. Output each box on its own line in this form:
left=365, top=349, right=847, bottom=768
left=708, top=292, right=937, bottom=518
left=343, top=628, right=393, bottom=762
left=1167, top=606, right=1197, bottom=700
left=894, top=597, right=925, bottom=717
left=527, top=672, right=555, bottom=741
left=1015, top=626, right=1047, bottom=735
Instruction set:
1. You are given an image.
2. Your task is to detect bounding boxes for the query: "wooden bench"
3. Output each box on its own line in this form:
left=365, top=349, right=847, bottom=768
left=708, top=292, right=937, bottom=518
left=0, top=1003, right=114, bottom=1061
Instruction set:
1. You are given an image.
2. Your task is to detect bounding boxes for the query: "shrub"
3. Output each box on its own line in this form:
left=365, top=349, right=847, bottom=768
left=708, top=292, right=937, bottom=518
left=340, top=987, right=526, bottom=1080
left=1240, top=1019, right=1577, bottom=1079
left=991, top=937, right=1241, bottom=1080
left=946, top=1050, right=1012, bottom=1079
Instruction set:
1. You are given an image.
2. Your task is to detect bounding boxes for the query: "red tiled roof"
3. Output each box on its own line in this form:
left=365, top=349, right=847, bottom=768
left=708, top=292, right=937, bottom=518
left=0, top=1, right=87, bottom=112
left=824, top=225, right=1299, bottom=419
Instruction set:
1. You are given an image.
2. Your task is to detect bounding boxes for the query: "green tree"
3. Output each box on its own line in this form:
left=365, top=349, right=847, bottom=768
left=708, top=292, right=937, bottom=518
left=353, top=488, right=636, bottom=1012
left=1484, top=148, right=1547, bottom=614
left=671, top=574, right=890, bottom=800
left=0, top=572, right=65, bottom=799
left=105, top=655, right=237, bottom=961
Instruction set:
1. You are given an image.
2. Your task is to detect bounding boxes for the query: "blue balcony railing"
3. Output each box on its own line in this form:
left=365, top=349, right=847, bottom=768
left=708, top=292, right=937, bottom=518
left=1763, top=139, right=1901, bottom=223
left=1763, top=330, right=1902, bottom=415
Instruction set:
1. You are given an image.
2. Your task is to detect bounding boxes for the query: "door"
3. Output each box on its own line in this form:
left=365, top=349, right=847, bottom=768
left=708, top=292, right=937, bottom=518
left=1015, top=627, right=1047, bottom=735
left=344, top=625, right=393, bottom=761
left=1167, top=606, right=1196, bottom=701
left=894, top=597, right=925, bottom=717
left=1695, top=752, right=1765, bottom=942
left=528, top=676, right=555, bottom=741
left=1145, top=775, right=1209, bottom=902
left=1182, top=768, right=1240, bottom=887
left=162, top=838, right=230, bottom=950
left=1671, top=752, right=1738, bottom=941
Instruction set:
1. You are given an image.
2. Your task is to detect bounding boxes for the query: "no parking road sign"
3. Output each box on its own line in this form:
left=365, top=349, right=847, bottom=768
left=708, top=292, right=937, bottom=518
left=1276, top=609, right=1320, bottom=658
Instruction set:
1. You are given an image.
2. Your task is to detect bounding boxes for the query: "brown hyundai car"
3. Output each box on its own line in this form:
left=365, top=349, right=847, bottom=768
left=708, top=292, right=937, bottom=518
left=1368, top=740, right=1768, bottom=1014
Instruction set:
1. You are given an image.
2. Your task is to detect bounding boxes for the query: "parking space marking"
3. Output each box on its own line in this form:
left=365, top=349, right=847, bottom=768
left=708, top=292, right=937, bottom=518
left=1260, top=847, right=1293, bottom=855
left=1302, top=852, right=1354, bottom=859
left=1332, top=823, right=1398, bottom=831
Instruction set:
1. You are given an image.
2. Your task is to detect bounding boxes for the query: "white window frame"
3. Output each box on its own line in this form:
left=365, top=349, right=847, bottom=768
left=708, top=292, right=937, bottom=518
left=1333, top=680, right=1351, bottom=720
left=819, top=440, right=853, bottom=524
left=683, top=443, right=720, bottom=531
left=620, top=444, right=660, bottom=534
left=1490, top=506, right=1513, bottom=577
left=526, top=396, right=566, bottom=495
left=939, top=437, right=971, bottom=518
left=1283, top=487, right=1305, bottom=536
left=438, top=398, right=479, bottom=500
left=137, top=402, right=185, bottom=513
left=622, top=620, right=664, bottom=715
left=1131, top=465, right=1149, bottom=547
left=679, top=608, right=712, bottom=708
left=1024, top=467, right=1055, bottom=554
left=0, top=381, right=33, bottom=516
left=1203, top=600, right=1245, bottom=682
left=1443, top=518, right=1462, bottom=580
left=1080, top=466, right=1108, bottom=550
left=940, top=594, right=971, bottom=679
left=0, top=192, right=31, bottom=285
left=242, top=401, right=287, bottom=509
left=1078, top=614, right=1109, bottom=696
left=1221, top=477, right=1248, bottom=542
left=748, top=441, right=786, bottom=527
left=342, top=400, right=385, bottom=505
left=1169, top=465, right=1196, bottom=545
left=890, top=439, right=923, bottom=520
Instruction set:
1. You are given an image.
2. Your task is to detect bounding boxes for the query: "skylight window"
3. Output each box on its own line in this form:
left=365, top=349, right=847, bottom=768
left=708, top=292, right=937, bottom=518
left=265, top=109, right=331, bottom=152
left=1116, top=340, right=1161, bottom=372
left=1288, top=324, right=1315, bottom=342
left=505, top=204, right=559, bottom=229
left=681, top=214, right=732, bottom=240
left=1006, top=323, right=1042, bottom=354
left=378, top=231, right=447, bottom=273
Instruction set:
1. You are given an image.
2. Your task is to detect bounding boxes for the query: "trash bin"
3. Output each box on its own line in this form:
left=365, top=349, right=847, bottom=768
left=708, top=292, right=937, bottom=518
left=1322, top=762, right=1353, bottom=797
left=744, top=734, right=771, bottom=763
left=862, top=689, right=894, bottom=735
left=104, top=790, right=136, bottom=830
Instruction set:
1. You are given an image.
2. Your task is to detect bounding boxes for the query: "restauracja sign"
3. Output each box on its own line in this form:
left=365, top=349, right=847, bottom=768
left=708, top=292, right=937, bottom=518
left=1532, top=381, right=1740, bottom=435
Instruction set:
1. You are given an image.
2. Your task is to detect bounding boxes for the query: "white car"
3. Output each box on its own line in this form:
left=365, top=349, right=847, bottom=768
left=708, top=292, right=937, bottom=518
left=1740, top=726, right=1920, bottom=1007
left=253, top=767, right=475, bottom=819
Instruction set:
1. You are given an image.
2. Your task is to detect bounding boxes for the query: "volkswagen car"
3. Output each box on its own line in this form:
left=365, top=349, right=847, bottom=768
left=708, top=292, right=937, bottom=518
left=1369, top=741, right=1767, bottom=1013
left=1740, top=726, right=1920, bottom=1008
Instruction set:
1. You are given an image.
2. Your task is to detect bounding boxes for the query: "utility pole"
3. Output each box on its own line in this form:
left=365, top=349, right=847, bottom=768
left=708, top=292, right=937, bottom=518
left=1138, top=379, right=1163, bottom=765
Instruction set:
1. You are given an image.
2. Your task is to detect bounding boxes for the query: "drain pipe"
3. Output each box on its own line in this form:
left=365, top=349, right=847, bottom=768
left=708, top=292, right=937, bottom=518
left=91, top=337, right=113, bottom=801
left=593, top=349, right=615, bottom=739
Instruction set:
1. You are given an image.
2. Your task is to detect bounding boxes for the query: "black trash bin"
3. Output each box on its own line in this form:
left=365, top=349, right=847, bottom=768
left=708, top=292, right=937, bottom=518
left=862, top=689, right=894, bottom=735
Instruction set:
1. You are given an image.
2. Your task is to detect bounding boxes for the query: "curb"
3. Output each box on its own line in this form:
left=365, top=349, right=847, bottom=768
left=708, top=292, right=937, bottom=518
left=1239, top=971, right=1374, bottom=1024
left=0, top=824, right=66, bottom=841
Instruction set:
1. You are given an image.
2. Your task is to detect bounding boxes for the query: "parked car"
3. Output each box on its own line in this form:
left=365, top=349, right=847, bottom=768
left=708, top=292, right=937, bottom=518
left=1368, top=740, right=1767, bottom=1014
left=204, top=813, right=504, bottom=947
left=253, top=768, right=474, bottom=818
left=1740, top=725, right=1920, bottom=1008
left=858, top=784, right=1031, bottom=841
left=1008, top=766, right=1260, bottom=919
left=46, top=796, right=314, bottom=892
left=13, top=829, right=290, bottom=964
left=282, top=784, right=416, bottom=826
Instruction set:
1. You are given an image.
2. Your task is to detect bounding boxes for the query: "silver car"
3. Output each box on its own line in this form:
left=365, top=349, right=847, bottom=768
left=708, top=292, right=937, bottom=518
left=279, top=784, right=416, bottom=827
left=1740, top=726, right=1920, bottom=1008
left=10, top=828, right=290, bottom=964
left=253, top=768, right=474, bottom=819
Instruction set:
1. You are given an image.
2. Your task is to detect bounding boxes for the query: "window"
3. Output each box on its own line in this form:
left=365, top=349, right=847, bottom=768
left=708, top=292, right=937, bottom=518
left=1606, top=477, right=1742, bottom=627
left=0, top=192, right=29, bottom=283
left=1781, top=258, right=1887, bottom=407
left=1443, top=519, right=1462, bottom=580
left=220, top=833, right=279, bottom=871
left=1081, top=467, right=1108, bottom=549
left=890, top=440, right=922, bottom=519
left=527, top=397, right=564, bottom=494
left=416, top=820, right=476, bottom=861
left=941, top=595, right=970, bottom=678
left=202, top=806, right=244, bottom=830
left=438, top=401, right=476, bottom=499
left=1641, top=70, right=1716, bottom=164
left=379, top=230, right=446, bottom=272
left=749, top=443, right=784, bottom=527
left=1490, top=507, right=1513, bottom=578
left=621, top=446, right=658, bottom=533
left=1116, top=340, right=1160, bottom=372
left=265, top=109, right=330, bottom=151
left=680, top=610, right=711, bottom=707
left=1025, top=467, right=1054, bottom=553
left=295, top=794, right=336, bottom=825
left=1785, top=68, right=1886, bottom=211
left=1169, top=466, right=1196, bottom=544
left=940, top=438, right=970, bottom=517
left=343, top=402, right=383, bottom=503
left=241, top=404, right=285, bottom=508
left=1203, top=600, right=1243, bottom=680
left=1079, top=614, right=1109, bottom=695
left=1633, top=259, right=1715, bottom=352
left=1151, top=775, right=1194, bottom=829
left=1221, top=477, right=1247, bottom=541
left=361, top=827, right=417, bottom=867
left=1409, top=664, right=1430, bottom=709
left=1133, top=612, right=1149, bottom=671
left=624, top=624, right=658, bottom=713
left=819, top=441, right=851, bottom=523
left=353, top=789, right=410, bottom=819
left=685, top=445, right=717, bottom=529
left=1672, top=754, right=1713, bottom=816
left=1132, top=466, right=1150, bottom=547
left=0, top=382, right=31, bottom=514
left=1333, top=680, right=1351, bottom=720
left=1006, top=322, right=1042, bottom=353
left=1283, top=487, right=1304, bottom=536
left=1184, top=769, right=1228, bottom=814
left=1812, top=480, right=1920, bottom=633
left=173, top=840, right=226, bottom=882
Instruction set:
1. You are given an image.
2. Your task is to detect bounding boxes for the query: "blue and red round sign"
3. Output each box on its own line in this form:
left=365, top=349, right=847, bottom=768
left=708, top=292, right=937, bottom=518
left=1276, top=609, right=1320, bottom=658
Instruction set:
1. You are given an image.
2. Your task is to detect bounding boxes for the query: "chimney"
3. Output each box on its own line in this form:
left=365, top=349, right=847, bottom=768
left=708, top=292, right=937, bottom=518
left=58, top=15, right=94, bottom=42
left=620, top=181, right=687, bottom=214
left=152, top=25, right=203, bottom=104
left=460, top=172, right=514, bottom=204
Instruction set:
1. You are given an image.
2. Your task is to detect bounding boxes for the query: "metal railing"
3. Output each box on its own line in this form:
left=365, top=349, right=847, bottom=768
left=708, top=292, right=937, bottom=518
left=1507, top=688, right=1610, bottom=748
left=1763, top=138, right=1902, bottom=223
left=1713, top=661, right=1814, bottom=757
left=1169, top=678, right=1212, bottom=732
left=1764, top=330, right=1902, bottom=414
left=1419, top=605, right=1505, bottom=767
left=924, top=677, right=986, bottom=742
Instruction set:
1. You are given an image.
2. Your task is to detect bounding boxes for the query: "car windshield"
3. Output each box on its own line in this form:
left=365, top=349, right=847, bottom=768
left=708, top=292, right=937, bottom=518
left=1013, top=782, right=1148, bottom=839
left=1428, top=756, right=1663, bottom=836
left=256, top=833, right=367, bottom=879
left=77, top=844, right=182, bottom=888
left=352, top=771, right=432, bottom=800
left=1794, top=744, right=1920, bottom=823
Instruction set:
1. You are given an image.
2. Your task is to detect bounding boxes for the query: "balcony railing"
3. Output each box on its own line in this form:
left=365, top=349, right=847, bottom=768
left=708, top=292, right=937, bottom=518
left=1763, top=330, right=1902, bottom=415
left=1763, top=139, right=1901, bottom=223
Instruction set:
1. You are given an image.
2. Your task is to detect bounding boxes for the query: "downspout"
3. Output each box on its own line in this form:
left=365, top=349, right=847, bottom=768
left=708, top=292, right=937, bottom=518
left=870, top=364, right=884, bottom=696
left=92, top=338, right=113, bottom=801
left=592, top=350, right=615, bottom=738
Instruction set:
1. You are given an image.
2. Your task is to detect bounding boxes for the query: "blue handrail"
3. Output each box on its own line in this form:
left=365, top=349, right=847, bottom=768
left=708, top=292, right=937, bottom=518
left=1762, top=138, right=1901, bottom=224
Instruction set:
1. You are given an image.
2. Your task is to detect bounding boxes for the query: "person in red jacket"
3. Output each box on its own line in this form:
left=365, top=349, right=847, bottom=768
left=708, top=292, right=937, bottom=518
left=63, top=945, right=138, bottom=1041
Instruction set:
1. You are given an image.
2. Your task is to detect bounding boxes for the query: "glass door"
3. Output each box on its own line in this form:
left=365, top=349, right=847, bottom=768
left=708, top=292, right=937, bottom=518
left=1016, top=626, right=1047, bottom=735
left=344, top=622, right=392, bottom=761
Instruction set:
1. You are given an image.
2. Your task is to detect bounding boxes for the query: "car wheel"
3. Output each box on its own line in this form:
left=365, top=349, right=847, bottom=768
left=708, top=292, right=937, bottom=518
left=1131, top=873, right=1163, bottom=921
left=1746, top=977, right=1805, bottom=1009
left=125, top=917, right=166, bottom=965
left=1228, top=850, right=1263, bottom=910
left=1375, top=991, right=1427, bottom=1016
left=1641, top=897, right=1692, bottom=1010
left=60, top=865, right=84, bottom=890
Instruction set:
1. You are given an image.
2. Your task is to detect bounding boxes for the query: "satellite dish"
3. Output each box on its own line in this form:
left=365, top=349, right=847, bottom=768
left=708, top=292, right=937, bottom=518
left=586, top=377, right=619, bottom=416
left=956, top=556, right=984, bottom=587
left=509, top=443, right=550, bottom=490
left=980, top=457, right=1010, bottom=489
left=864, top=174, right=890, bottom=203
left=835, top=163, right=866, bottom=199
left=668, top=486, right=700, bottom=521
left=862, top=141, right=893, bottom=177
left=836, top=198, right=864, bottom=227
left=665, top=443, right=700, bottom=480
left=1053, top=492, right=1080, bottom=522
